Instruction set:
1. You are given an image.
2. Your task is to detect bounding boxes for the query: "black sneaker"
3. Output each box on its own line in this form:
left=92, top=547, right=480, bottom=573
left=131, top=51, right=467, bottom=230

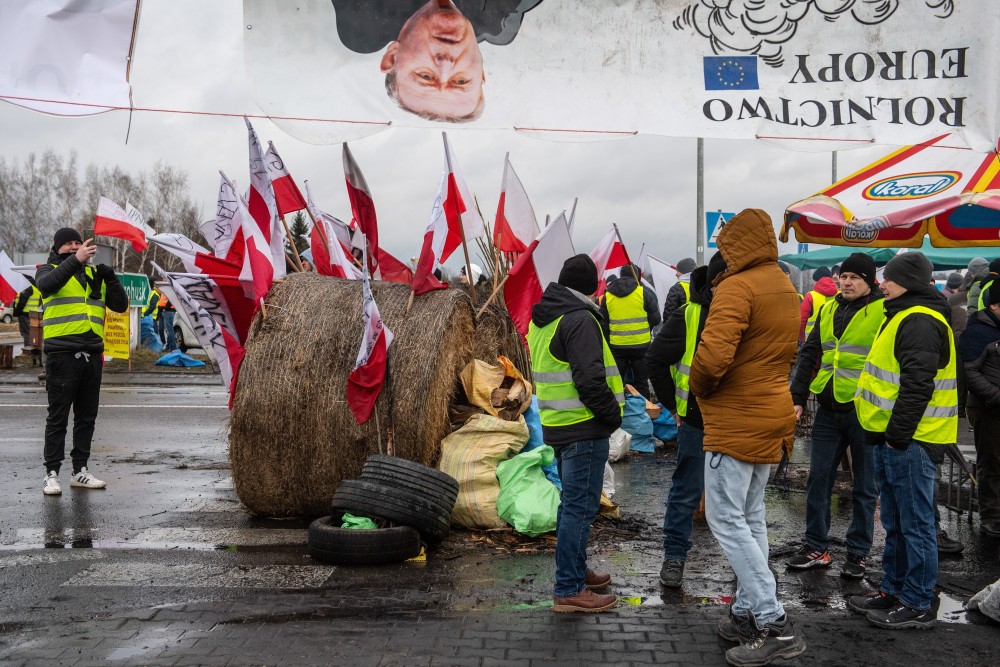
left=937, top=530, right=964, bottom=554
left=718, top=607, right=752, bottom=643
left=867, top=603, right=935, bottom=630
left=848, top=591, right=899, bottom=615
left=659, top=559, right=684, bottom=587
left=786, top=545, right=831, bottom=569
left=840, top=553, right=866, bottom=579
left=725, top=613, right=807, bottom=667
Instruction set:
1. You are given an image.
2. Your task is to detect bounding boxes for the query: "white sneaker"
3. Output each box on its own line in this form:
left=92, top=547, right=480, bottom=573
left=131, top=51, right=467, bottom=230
left=43, top=471, right=62, bottom=496
left=70, top=467, right=106, bottom=489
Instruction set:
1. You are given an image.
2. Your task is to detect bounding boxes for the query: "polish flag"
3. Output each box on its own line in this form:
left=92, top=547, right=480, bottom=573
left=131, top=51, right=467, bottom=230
left=0, top=250, right=31, bottom=305
left=201, top=173, right=247, bottom=262
left=346, top=245, right=394, bottom=425
left=245, top=117, right=286, bottom=279
left=343, top=143, right=379, bottom=274
left=375, top=249, right=414, bottom=285
left=412, top=172, right=451, bottom=296
left=304, top=180, right=356, bottom=252
left=125, top=201, right=156, bottom=239
left=310, top=218, right=361, bottom=280
left=150, top=233, right=242, bottom=278
left=94, top=196, right=148, bottom=252
left=589, top=227, right=631, bottom=296
left=493, top=153, right=538, bottom=254
left=229, top=173, right=276, bottom=304
left=502, top=213, right=576, bottom=339
left=440, top=132, right=486, bottom=261
left=264, top=141, right=308, bottom=216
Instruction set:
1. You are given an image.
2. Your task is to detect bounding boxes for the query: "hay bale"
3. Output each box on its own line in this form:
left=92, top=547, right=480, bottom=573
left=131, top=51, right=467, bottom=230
left=472, top=301, right=532, bottom=384
left=229, top=273, right=475, bottom=517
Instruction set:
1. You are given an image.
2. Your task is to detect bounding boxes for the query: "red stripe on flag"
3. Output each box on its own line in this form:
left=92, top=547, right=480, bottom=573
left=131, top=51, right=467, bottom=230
left=271, top=175, right=307, bottom=216
left=94, top=216, right=148, bottom=252
left=412, top=230, right=447, bottom=296
left=502, top=240, right=542, bottom=340
left=346, top=328, right=389, bottom=425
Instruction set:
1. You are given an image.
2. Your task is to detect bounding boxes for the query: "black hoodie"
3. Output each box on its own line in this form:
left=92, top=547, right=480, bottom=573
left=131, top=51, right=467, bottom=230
left=599, top=274, right=661, bottom=345
left=35, top=251, right=129, bottom=354
left=790, top=289, right=885, bottom=411
left=865, top=285, right=955, bottom=453
left=531, top=282, right=623, bottom=446
left=645, top=265, right=711, bottom=430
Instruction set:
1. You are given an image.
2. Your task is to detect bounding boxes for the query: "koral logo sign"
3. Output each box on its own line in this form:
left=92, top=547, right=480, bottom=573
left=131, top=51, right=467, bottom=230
left=862, top=171, right=961, bottom=201
left=841, top=222, right=878, bottom=244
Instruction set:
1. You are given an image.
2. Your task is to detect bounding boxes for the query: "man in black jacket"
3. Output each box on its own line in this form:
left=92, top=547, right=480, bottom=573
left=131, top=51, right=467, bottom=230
left=600, top=264, right=660, bottom=398
left=787, top=253, right=882, bottom=578
left=958, top=286, right=1000, bottom=536
left=645, top=256, right=720, bottom=588
left=36, top=228, right=128, bottom=496
left=527, top=254, right=623, bottom=613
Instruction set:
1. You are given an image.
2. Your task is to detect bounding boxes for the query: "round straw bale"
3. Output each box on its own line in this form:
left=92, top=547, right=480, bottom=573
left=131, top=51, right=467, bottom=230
left=229, top=273, right=475, bottom=517
left=473, top=301, right=532, bottom=384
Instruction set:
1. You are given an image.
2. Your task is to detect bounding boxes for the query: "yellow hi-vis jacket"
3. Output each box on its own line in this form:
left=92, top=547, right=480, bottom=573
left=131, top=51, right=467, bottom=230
left=606, top=286, right=651, bottom=346
left=528, top=314, right=625, bottom=428
left=853, top=306, right=958, bottom=444
left=804, top=290, right=829, bottom=337
left=669, top=302, right=702, bottom=417
left=808, top=299, right=884, bottom=403
left=42, top=265, right=107, bottom=341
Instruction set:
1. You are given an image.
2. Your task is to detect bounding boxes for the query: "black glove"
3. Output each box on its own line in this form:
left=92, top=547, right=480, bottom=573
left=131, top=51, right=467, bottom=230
left=95, top=264, right=117, bottom=281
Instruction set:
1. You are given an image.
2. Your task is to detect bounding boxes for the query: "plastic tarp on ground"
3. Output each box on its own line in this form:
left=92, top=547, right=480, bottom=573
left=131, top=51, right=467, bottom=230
left=496, top=445, right=560, bottom=537
left=621, top=395, right=656, bottom=453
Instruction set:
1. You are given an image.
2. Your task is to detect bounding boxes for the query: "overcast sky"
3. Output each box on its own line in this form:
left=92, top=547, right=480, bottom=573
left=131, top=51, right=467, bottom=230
left=0, top=0, right=895, bottom=271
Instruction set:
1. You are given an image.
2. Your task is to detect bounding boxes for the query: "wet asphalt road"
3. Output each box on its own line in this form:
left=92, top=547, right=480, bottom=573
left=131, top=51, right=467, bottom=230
left=1, top=380, right=999, bottom=665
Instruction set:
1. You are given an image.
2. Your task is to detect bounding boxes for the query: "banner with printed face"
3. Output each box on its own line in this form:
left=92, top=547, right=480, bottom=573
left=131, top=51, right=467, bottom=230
left=243, top=0, right=999, bottom=152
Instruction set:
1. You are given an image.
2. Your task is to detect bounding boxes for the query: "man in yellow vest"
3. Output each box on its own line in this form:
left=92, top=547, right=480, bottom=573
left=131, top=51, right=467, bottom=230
left=600, top=263, right=660, bottom=398
left=13, top=282, right=42, bottom=349
left=645, top=254, right=723, bottom=588
left=35, top=228, right=128, bottom=496
left=661, top=256, right=697, bottom=323
left=527, top=254, right=624, bottom=613
left=799, top=266, right=838, bottom=344
left=849, top=251, right=958, bottom=630
left=787, top=253, right=882, bottom=578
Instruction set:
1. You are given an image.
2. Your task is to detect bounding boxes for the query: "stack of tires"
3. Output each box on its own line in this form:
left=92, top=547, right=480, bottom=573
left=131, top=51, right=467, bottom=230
left=308, top=455, right=459, bottom=566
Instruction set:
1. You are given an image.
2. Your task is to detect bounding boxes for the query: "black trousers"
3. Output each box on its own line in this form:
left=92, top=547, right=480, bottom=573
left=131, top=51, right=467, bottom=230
left=44, top=351, right=103, bottom=474
left=611, top=344, right=650, bottom=399
left=969, top=406, right=1000, bottom=523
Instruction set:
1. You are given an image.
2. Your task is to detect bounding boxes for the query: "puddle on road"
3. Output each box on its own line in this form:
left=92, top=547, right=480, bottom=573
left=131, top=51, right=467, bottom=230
left=937, top=592, right=969, bottom=624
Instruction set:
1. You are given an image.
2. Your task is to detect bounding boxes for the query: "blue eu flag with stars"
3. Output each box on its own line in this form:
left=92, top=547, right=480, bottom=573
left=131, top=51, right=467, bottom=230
left=703, top=56, right=759, bottom=91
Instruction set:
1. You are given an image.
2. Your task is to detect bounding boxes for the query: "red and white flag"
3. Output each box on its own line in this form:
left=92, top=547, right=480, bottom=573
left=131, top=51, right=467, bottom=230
left=125, top=201, right=156, bottom=238
left=411, top=172, right=450, bottom=296
left=94, top=196, right=148, bottom=252
left=264, top=141, right=307, bottom=216
left=343, top=143, right=379, bottom=275
left=150, top=232, right=242, bottom=278
left=201, top=173, right=247, bottom=263
left=493, top=153, right=538, bottom=255
left=439, top=133, right=485, bottom=262
left=304, top=180, right=356, bottom=252
left=310, top=218, right=361, bottom=280
left=375, top=249, right=414, bottom=285
left=346, top=245, right=394, bottom=425
left=245, top=117, right=286, bottom=279
left=0, top=250, right=31, bottom=305
left=503, top=213, right=576, bottom=339
left=229, top=172, right=276, bottom=304
left=589, top=227, right=630, bottom=276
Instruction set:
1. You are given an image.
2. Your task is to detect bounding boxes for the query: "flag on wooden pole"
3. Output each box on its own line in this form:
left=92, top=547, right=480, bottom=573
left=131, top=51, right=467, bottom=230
left=493, top=153, right=538, bottom=254
left=264, top=141, right=308, bottom=216
left=94, top=196, right=148, bottom=252
left=245, top=117, right=286, bottom=279
left=346, top=243, right=394, bottom=425
left=343, top=143, right=379, bottom=275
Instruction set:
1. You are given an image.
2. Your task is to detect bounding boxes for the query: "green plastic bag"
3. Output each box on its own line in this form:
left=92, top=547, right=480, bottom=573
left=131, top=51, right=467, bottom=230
left=495, top=445, right=560, bottom=537
left=341, top=513, right=378, bottom=530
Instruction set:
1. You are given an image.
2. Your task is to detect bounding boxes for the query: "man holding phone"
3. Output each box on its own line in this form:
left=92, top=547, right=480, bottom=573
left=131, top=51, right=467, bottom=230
left=35, top=228, right=128, bottom=496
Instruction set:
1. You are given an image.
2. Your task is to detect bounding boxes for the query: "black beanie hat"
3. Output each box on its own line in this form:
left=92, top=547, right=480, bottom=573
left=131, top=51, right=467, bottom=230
left=707, top=251, right=727, bottom=284
left=558, top=254, right=599, bottom=295
left=812, top=266, right=833, bottom=281
left=883, top=252, right=934, bottom=291
left=987, top=282, right=1000, bottom=308
left=52, top=227, right=82, bottom=252
left=838, top=252, right=878, bottom=289
left=990, top=258, right=1000, bottom=274
left=832, top=264, right=841, bottom=275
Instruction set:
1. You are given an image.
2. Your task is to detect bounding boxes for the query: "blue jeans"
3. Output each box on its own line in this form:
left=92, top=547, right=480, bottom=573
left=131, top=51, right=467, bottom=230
left=874, top=442, right=938, bottom=611
left=554, top=438, right=609, bottom=597
left=662, top=422, right=705, bottom=560
left=705, top=452, right=784, bottom=625
left=803, top=407, right=877, bottom=557
left=161, top=311, right=176, bottom=350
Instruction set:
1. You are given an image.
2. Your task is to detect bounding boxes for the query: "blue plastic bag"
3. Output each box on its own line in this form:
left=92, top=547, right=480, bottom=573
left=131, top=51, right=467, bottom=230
left=139, top=315, right=162, bottom=353
left=520, top=396, right=561, bottom=490
left=652, top=404, right=678, bottom=442
left=155, top=350, right=205, bottom=367
left=622, top=394, right=656, bottom=452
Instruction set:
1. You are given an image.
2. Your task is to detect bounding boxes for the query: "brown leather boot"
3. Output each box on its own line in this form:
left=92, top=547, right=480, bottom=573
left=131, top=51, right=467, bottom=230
left=553, top=589, right=617, bottom=613
left=584, top=569, right=612, bottom=589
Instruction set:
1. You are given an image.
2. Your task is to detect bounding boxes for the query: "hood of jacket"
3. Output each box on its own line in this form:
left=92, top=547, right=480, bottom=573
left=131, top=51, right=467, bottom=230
left=714, top=208, right=779, bottom=284
left=689, top=265, right=712, bottom=307
left=532, top=282, right=600, bottom=328
left=812, top=276, right=839, bottom=297
left=605, top=274, right=640, bottom=298
left=884, top=284, right=951, bottom=321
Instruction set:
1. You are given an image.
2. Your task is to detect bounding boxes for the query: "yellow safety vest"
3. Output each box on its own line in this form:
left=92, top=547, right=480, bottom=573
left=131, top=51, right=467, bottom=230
left=146, top=291, right=159, bottom=320
left=680, top=281, right=691, bottom=303
left=606, top=286, right=651, bottom=346
left=528, top=313, right=625, bottom=428
left=804, top=290, right=829, bottom=337
left=25, top=286, right=42, bottom=312
left=979, top=277, right=995, bottom=311
left=41, top=265, right=107, bottom=340
left=809, top=298, right=884, bottom=403
left=669, top=302, right=702, bottom=417
left=854, top=306, right=958, bottom=445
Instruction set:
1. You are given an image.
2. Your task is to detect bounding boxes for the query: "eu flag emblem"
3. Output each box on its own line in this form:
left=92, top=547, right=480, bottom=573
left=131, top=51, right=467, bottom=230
left=703, top=56, right=759, bottom=91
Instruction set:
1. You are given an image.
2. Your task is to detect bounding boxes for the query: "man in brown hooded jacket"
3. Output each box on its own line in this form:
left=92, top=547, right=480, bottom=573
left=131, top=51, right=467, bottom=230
left=689, top=209, right=804, bottom=667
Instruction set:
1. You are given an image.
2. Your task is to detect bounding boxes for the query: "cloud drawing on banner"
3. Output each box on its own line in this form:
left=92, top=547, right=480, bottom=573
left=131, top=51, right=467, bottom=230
left=673, top=0, right=955, bottom=67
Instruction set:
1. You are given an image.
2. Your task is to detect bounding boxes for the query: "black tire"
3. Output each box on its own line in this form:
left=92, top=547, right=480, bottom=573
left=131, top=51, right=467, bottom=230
left=331, top=479, right=450, bottom=543
left=363, top=455, right=458, bottom=501
left=308, top=514, right=421, bottom=565
left=174, top=325, right=188, bottom=353
left=1, top=314, right=11, bottom=324
left=359, top=468, right=457, bottom=515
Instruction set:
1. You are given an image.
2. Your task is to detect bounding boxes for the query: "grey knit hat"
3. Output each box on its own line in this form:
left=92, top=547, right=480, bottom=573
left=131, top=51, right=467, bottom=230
left=883, top=252, right=934, bottom=291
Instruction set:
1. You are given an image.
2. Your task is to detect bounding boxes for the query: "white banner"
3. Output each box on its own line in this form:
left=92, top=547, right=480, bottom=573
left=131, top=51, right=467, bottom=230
left=243, top=0, right=999, bottom=152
